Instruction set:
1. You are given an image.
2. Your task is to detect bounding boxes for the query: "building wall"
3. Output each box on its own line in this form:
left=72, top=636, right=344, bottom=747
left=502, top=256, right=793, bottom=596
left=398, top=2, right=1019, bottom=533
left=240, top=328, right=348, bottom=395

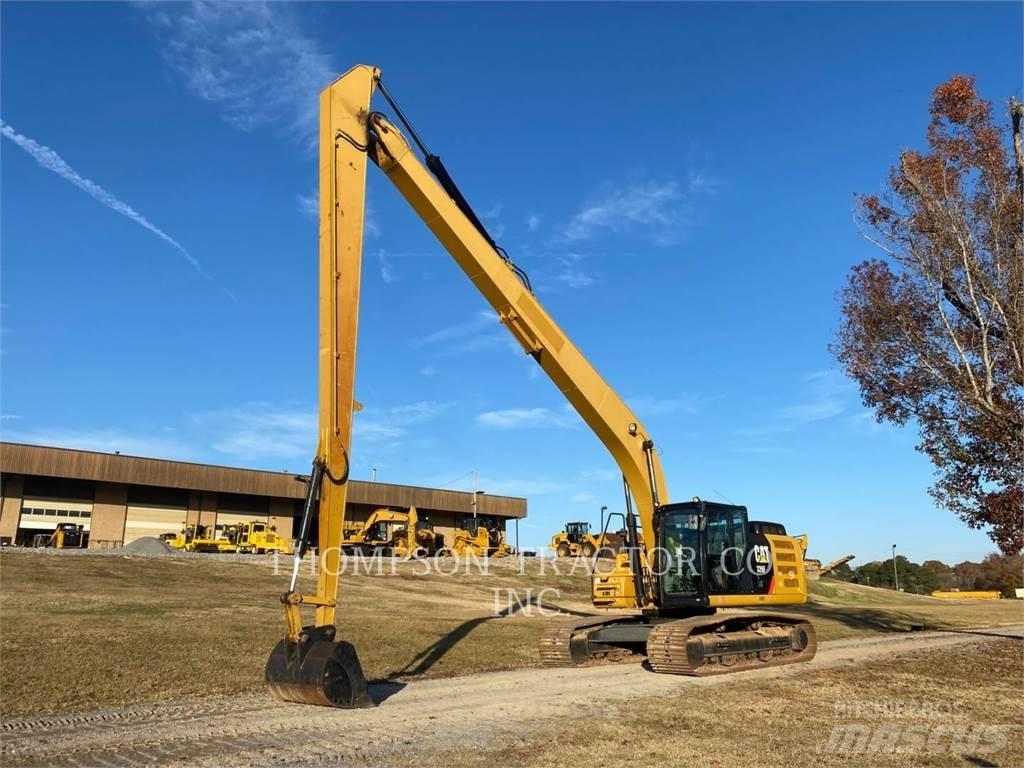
left=4, top=476, right=95, bottom=547
left=269, top=498, right=297, bottom=538
left=91, top=483, right=128, bottom=549
left=0, top=458, right=523, bottom=550
left=0, top=474, right=24, bottom=544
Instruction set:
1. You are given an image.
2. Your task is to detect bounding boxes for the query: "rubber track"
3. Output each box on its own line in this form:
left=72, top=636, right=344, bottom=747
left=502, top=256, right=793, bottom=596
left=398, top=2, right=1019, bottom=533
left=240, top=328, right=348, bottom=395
left=647, top=613, right=818, bottom=676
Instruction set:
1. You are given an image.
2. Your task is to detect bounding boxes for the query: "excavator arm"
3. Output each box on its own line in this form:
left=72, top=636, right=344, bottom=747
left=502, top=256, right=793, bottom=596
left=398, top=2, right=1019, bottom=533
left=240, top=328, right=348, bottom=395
left=266, top=64, right=667, bottom=708
left=360, top=65, right=669, bottom=571
left=266, top=64, right=814, bottom=709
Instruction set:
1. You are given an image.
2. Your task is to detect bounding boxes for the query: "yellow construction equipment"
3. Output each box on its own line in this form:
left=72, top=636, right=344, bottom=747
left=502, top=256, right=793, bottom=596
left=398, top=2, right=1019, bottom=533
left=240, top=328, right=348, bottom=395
left=931, top=590, right=1000, bottom=600
left=162, top=524, right=234, bottom=553
left=341, top=507, right=441, bottom=557
left=35, top=523, right=87, bottom=549
left=819, top=554, right=855, bottom=578
left=230, top=521, right=294, bottom=555
left=162, top=522, right=292, bottom=555
left=265, top=66, right=815, bottom=708
left=445, top=516, right=514, bottom=558
left=551, top=521, right=624, bottom=558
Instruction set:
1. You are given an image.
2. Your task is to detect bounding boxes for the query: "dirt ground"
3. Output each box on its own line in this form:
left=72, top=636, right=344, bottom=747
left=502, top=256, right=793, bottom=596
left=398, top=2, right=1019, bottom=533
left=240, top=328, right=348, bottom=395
left=2, top=628, right=1021, bottom=768
left=1, top=550, right=1021, bottom=719
left=1, top=550, right=1022, bottom=767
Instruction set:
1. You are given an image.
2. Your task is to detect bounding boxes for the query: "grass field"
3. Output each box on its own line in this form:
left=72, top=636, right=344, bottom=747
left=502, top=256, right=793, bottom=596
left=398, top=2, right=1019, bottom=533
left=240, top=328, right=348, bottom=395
left=399, top=639, right=1024, bottom=768
left=1, top=550, right=1021, bottom=719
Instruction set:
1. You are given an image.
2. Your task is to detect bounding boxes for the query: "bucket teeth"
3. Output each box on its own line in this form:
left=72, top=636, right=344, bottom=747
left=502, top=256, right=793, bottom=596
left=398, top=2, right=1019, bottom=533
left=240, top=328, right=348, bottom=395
left=266, top=632, right=375, bottom=708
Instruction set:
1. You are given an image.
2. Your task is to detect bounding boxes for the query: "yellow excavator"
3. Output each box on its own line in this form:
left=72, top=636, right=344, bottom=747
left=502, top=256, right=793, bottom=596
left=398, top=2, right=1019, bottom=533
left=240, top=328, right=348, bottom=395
left=341, top=506, right=442, bottom=557
left=265, top=65, right=816, bottom=708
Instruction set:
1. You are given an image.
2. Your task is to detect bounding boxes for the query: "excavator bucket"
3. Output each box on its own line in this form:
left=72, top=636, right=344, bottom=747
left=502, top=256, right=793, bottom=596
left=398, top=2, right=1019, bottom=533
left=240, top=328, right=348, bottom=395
left=265, top=629, right=374, bottom=708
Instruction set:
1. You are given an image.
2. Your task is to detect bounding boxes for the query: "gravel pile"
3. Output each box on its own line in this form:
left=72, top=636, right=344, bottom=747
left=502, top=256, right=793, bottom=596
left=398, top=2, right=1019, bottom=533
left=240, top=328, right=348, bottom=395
left=115, top=537, right=176, bottom=555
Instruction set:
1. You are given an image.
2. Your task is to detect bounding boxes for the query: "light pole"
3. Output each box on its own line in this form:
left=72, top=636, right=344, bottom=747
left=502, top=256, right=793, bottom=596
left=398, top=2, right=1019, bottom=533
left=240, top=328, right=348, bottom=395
left=600, top=505, right=607, bottom=532
left=891, top=544, right=900, bottom=592
left=470, top=469, right=483, bottom=518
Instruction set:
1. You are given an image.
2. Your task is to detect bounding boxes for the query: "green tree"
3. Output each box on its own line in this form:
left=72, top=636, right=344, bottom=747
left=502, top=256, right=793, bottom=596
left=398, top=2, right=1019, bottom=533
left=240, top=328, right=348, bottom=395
left=953, top=560, right=981, bottom=590
left=922, top=559, right=957, bottom=590
left=975, top=552, right=1024, bottom=597
left=828, top=561, right=855, bottom=582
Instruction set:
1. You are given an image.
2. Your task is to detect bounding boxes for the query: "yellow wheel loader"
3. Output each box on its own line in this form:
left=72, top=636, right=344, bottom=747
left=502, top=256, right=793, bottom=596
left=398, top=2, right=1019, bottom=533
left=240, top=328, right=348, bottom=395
left=551, top=521, right=624, bottom=558
left=264, top=66, right=815, bottom=708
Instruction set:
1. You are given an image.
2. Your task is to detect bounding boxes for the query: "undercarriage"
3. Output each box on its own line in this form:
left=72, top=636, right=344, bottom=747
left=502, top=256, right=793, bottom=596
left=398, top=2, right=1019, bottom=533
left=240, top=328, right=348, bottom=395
left=540, top=611, right=817, bottom=676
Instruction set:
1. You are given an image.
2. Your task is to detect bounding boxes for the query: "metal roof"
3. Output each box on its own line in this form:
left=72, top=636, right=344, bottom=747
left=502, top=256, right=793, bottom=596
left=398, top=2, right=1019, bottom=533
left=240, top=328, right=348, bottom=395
left=0, top=442, right=526, bottom=518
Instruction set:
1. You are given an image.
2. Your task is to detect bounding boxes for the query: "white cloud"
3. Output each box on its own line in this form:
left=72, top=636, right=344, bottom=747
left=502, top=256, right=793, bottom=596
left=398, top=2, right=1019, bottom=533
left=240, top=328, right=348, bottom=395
left=296, top=193, right=318, bottom=219
left=3, top=427, right=197, bottom=462
left=415, top=311, right=504, bottom=354
left=563, top=172, right=715, bottom=245
left=570, top=492, right=597, bottom=504
left=1, top=120, right=207, bottom=279
left=526, top=213, right=542, bottom=232
left=355, top=401, right=451, bottom=444
left=3, top=398, right=450, bottom=471
left=580, top=467, right=619, bottom=482
left=481, top=203, right=505, bottom=240
left=778, top=398, right=845, bottom=423
left=365, top=202, right=381, bottom=238
left=192, top=399, right=451, bottom=460
left=777, top=370, right=852, bottom=424
left=555, top=253, right=596, bottom=289
left=419, top=365, right=438, bottom=378
left=143, top=1, right=334, bottom=147
left=476, top=407, right=579, bottom=430
left=848, top=409, right=886, bottom=435
left=191, top=405, right=315, bottom=459
left=627, top=394, right=701, bottom=417
left=377, top=249, right=397, bottom=284
left=733, top=370, right=854, bottom=439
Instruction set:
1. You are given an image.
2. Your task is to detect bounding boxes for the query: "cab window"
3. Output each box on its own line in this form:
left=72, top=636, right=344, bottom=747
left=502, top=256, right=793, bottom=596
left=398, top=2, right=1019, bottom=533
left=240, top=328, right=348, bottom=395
left=659, top=511, right=701, bottom=597
left=706, top=507, right=747, bottom=593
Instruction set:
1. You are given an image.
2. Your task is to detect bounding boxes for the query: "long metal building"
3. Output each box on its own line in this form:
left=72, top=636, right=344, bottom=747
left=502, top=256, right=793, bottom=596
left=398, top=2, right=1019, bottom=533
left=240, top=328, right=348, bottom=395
left=0, top=442, right=526, bottom=549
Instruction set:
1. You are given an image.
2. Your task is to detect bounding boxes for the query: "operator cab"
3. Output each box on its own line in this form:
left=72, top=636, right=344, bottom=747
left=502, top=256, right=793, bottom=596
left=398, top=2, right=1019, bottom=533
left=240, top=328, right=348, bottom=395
left=461, top=515, right=501, bottom=535
left=654, top=500, right=786, bottom=614
left=564, top=521, right=590, bottom=543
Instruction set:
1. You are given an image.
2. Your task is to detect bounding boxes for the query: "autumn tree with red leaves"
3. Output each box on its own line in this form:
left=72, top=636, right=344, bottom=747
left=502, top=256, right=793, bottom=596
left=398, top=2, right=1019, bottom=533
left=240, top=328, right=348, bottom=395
left=833, top=76, right=1023, bottom=554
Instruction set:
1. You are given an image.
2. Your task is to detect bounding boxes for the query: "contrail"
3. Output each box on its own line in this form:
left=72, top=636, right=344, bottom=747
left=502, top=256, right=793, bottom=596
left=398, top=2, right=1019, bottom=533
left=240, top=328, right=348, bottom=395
left=1, top=119, right=207, bottom=278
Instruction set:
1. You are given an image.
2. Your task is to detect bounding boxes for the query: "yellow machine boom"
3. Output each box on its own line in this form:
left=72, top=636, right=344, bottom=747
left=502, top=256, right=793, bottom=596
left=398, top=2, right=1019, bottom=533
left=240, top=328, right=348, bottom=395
left=265, top=65, right=816, bottom=708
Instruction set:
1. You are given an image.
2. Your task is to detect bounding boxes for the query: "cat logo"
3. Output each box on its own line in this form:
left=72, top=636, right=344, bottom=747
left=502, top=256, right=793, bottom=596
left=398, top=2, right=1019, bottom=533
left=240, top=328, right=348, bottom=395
left=751, top=544, right=772, bottom=575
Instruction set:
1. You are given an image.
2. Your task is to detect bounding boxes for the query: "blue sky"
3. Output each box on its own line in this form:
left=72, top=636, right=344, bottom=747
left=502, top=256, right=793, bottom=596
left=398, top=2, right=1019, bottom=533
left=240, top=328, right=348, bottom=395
left=2, top=2, right=1020, bottom=562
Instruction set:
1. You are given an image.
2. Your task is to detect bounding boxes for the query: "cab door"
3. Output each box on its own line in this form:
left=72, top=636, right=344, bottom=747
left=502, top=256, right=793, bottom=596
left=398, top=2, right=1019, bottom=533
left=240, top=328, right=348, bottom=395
left=704, top=504, right=749, bottom=595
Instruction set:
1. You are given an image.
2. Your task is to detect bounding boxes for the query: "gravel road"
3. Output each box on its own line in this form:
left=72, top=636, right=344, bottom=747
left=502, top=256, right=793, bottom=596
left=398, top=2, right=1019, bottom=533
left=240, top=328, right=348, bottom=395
left=3, top=626, right=1021, bottom=767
